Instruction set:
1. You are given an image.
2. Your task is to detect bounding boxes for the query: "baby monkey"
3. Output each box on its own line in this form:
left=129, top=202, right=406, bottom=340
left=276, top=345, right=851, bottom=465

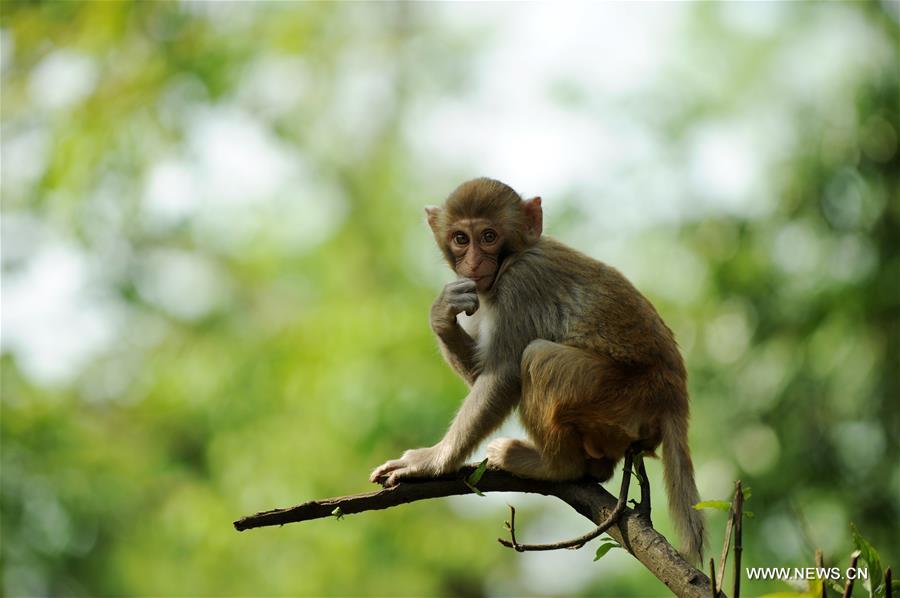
left=370, top=177, right=705, bottom=563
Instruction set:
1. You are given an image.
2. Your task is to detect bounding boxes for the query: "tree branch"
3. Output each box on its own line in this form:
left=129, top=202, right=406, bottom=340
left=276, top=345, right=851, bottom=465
left=233, top=467, right=715, bottom=598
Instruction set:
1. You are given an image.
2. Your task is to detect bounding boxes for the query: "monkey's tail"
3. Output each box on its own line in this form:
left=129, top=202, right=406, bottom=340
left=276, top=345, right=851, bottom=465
left=661, top=414, right=706, bottom=565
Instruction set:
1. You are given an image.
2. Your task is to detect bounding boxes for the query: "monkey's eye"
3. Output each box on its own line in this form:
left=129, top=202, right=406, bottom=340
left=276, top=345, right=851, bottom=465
left=482, top=229, right=498, bottom=244
left=452, top=232, right=469, bottom=245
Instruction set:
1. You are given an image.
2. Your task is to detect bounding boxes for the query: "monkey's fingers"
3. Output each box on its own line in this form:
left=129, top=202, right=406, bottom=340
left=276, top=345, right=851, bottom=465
left=369, top=459, right=406, bottom=484
left=449, top=294, right=478, bottom=316
left=384, top=466, right=416, bottom=487
left=451, top=278, right=478, bottom=292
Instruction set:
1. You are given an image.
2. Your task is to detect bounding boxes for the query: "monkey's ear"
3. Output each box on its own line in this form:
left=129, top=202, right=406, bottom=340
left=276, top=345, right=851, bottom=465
left=424, top=205, right=442, bottom=232
left=522, top=197, right=543, bottom=241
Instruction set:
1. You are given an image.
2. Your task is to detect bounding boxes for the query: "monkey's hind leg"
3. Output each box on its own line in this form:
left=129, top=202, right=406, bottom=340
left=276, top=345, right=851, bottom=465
left=514, top=339, right=634, bottom=482
left=484, top=340, right=602, bottom=481
left=486, top=436, right=586, bottom=480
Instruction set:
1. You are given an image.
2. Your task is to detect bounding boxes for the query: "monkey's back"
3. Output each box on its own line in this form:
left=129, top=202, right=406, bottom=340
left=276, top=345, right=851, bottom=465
left=493, top=237, right=686, bottom=377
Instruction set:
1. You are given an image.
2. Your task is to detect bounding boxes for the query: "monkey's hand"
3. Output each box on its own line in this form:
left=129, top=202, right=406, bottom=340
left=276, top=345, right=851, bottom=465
left=369, top=445, right=454, bottom=487
left=431, top=278, right=479, bottom=335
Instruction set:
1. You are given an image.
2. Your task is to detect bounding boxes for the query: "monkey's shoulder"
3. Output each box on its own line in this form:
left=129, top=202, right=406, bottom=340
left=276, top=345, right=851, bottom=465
left=497, top=236, right=671, bottom=343
left=497, top=237, right=619, bottom=295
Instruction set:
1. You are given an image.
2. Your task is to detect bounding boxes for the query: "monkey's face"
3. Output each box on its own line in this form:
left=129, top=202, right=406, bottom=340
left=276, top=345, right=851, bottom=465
left=446, top=218, right=502, bottom=292
left=424, top=185, right=543, bottom=293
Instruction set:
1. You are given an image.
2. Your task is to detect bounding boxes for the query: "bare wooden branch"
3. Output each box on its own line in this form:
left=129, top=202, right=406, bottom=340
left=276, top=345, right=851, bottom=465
left=709, top=557, right=718, bottom=597
left=885, top=567, right=893, bottom=598
left=841, top=550, right=861, bottom=598
left=815, top=549, right=826, bottom=598
left=716, top=482, right=743, bottom=591
left=733, top=480, right=744, bottom=598
left=233, top=465, right=716, bottom=598
left=498, top=449, right=634, bottom=551
left=503, top=504, right=521, bottom=551
left=716, top=499, right=735, bottom=591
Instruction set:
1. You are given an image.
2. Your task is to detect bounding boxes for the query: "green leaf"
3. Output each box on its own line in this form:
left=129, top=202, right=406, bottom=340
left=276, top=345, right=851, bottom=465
left=741, top=486, right=752, bottom=500
left=693, top=500, right=731, bottom=511
left=593, top=541, right=619, bottom=561
left=744, top=510, right=755, bottom=519
left=851, top=522, right=883, bottom=593
left=331, top=507, right=344, bottom=520
left=467, top=459, right=488, bottom=486
left=464, top=480, right=484, bottom=497
left=465, top=459, right=488, bottom=495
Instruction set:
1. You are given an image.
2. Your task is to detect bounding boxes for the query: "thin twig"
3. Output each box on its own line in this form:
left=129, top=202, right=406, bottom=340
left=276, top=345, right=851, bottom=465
left=497, top=448, right=634, bottom=551
left=503, top=505, right=521, bottom=552
left=709, top=557, right=718, bottom=597
left=885, top=567, right=892, bottom=598
left=716, top=494, right=736, bottom=591
left=733, top=480, right=743, bottom=598
left=815, top=549, right=826, bottom=598
left=717, top=482, right=746, bottom=590
left=841, top=550, right=861, bottom=598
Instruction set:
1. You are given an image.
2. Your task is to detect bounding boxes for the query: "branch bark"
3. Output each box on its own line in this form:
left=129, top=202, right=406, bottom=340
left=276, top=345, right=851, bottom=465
left=233, top=467, right=715, bottom=598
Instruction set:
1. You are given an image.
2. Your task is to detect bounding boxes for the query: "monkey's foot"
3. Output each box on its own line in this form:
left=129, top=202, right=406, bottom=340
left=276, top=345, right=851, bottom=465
left=486, top=438, right=542, bottom=475
left=370, top=446, right=449, bottom=487
left=486, top=438, right=585, bottom=481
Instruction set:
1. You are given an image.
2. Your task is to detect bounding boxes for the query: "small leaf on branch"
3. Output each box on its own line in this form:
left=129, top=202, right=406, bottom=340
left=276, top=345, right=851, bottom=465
left=331, top=507, right=344, bottom=520
left=465, top=459, right=489, bottom=496
left=593, top=541, right=620, bottom=561
left=464, top=480, right=485, bottom=496
left=467, top=459, right=489, bottom=485
left=693, top=500, right=731, bottom=511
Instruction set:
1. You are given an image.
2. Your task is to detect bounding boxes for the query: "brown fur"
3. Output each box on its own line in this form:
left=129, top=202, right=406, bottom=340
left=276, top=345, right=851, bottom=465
left=371, top=178, right=706, bottom=564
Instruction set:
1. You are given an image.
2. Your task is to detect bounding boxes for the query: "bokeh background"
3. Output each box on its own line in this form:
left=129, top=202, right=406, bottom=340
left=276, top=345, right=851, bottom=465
left=1, top=2, right=898, bottom=596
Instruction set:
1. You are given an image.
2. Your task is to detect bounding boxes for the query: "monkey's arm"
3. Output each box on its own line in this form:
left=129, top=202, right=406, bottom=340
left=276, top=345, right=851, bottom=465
left=438, top=372, right=518, bottom=464
left=430, top=279, right=480, bottom=384
left=434, top=326, right=479, bottom=385
left=370, top=371, right=518, bottom=486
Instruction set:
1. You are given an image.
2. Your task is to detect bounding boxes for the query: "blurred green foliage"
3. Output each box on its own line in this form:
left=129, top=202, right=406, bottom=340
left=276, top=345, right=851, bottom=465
left=1, top=2, right=897, bottom=596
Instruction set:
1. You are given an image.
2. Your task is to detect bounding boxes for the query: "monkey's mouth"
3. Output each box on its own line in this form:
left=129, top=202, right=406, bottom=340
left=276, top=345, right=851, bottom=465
left=473, top=275, right=497, bottom=291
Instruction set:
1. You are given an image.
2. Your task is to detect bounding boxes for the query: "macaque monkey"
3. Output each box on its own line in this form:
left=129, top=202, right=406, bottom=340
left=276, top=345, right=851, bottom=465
left=370, top=178, right=706, bottom=563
